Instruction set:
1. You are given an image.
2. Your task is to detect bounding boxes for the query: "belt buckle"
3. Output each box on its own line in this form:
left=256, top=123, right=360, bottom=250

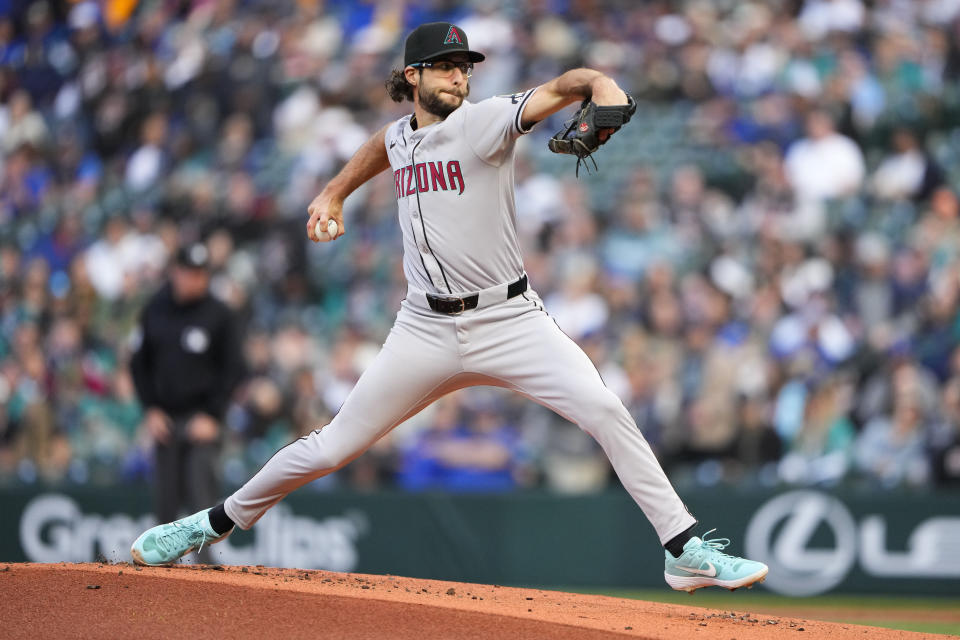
left=451, top=297, right=466, bottom=315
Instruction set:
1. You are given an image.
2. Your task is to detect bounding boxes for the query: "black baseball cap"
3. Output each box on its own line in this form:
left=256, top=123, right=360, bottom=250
left=403, top=22, right=485, bottom=67
left=175, top=242, right=210, bottom=270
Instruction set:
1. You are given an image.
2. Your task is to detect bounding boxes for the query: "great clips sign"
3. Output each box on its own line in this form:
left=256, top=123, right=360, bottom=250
left=2, top=487, right=958, bottom=595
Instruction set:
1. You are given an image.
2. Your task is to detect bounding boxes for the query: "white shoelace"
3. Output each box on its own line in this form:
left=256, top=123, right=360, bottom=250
left=157, top=521, right=212, bottom=556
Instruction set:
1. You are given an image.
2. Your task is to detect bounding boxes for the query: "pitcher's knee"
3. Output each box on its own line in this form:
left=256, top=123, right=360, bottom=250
left=310, top=443, right=354, bottom=473
left=309, top=449, right=341, bottom=473
left=575, top=392, right=631, bottom=434
left=301, top=428, right=360, bottom=472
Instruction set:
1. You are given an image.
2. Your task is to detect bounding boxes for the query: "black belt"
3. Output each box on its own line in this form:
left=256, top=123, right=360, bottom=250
left=427, top=275, right=528, bottom=315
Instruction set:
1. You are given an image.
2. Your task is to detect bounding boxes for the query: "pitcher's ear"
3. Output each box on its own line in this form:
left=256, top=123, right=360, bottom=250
left=404, top=66, right=420, bottom=86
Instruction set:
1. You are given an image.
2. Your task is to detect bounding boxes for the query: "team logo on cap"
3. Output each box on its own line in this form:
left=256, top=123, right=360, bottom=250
left=579, top=122, right=589, bottom=132
left=444, top=26, right=463, bottom=44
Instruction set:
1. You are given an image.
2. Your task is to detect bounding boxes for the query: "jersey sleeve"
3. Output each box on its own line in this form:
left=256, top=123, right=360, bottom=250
left=384, top=118, right=406, bottom=151
left=462, top=88, right=538, bottom=165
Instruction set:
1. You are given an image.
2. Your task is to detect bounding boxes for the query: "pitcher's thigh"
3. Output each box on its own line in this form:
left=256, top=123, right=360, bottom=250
left=314, top=323, right=463, bottom=467
left=472, top=309, right=625, bottom=430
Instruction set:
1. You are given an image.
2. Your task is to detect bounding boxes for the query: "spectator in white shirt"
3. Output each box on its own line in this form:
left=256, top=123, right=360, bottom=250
left=784, top=109, right=866, bottom=202
left=84, top=216, right=131, bottom=301
left=871, top=127, right=943, bottom=202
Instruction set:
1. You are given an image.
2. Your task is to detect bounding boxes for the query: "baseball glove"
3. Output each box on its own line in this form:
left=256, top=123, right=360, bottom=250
left=547, top=93, right=637, bottom=176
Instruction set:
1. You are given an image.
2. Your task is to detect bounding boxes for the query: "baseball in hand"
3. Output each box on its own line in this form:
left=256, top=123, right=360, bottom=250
left=315, top=219, right=339, bottom=241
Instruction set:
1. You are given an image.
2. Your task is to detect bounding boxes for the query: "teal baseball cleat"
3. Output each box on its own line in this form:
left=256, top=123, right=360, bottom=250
left=663, top=530, right=768, bottom=593
left=131, top=509, right=233, bottom=566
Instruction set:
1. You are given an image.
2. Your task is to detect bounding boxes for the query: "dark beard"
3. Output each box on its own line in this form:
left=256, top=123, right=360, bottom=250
left=418, top=85, right=469, bottom=119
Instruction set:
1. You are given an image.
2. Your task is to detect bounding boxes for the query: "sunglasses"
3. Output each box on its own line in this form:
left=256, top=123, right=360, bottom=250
left=410, top=60, right=474, bottom=78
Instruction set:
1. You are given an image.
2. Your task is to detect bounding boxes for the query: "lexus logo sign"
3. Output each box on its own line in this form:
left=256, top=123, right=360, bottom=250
left=745, top=490, right=857, bottom=596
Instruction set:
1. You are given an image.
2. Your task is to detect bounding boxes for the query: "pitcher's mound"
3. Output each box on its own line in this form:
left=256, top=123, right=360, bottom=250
left=0, top=563, right=939, bottom=639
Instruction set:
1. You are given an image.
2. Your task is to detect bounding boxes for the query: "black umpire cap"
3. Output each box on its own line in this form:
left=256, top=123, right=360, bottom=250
left=175, top=242, right=211, bottom=270
left=404, top=22, right=485, bottom=67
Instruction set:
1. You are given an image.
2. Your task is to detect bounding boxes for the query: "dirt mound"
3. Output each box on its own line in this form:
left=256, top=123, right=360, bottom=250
left=0, top=563, right=941, bottom=639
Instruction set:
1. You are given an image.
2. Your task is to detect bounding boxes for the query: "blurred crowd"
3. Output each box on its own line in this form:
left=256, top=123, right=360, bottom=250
left=2, top=0, right=960, bottom=493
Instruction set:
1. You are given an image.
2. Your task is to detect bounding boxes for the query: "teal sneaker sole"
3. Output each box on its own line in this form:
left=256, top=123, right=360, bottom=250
left=664, top=565, right=768, bottom=593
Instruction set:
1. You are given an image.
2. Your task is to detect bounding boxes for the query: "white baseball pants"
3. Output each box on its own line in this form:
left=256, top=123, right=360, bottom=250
left=224, top=285, right=697, bottom=544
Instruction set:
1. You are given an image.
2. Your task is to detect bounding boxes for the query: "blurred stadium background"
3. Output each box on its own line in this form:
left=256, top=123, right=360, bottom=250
left=1, top=0, right=959, bottom=615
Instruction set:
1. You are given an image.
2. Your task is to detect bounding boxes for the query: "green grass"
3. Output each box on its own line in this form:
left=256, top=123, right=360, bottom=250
left=569, top=589, right=960, bottom=636
left=855, top=620, right=959, bottom=635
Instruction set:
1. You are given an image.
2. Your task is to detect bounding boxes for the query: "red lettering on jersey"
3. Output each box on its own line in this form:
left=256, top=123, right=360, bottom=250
left=395, top=161, right=465, bottom=198
left=447, top=161, right=465, bottom=195
left=415, top=163, right=429, bottom=193
left=429, top=161, right=447, bottom=191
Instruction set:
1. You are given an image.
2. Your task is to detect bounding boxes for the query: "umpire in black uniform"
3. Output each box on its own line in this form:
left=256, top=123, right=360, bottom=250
left=130, top=242, right=245, bottom=530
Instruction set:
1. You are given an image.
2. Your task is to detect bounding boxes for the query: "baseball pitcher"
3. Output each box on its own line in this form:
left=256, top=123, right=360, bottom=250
left=132, top=22, right=768, bottom=593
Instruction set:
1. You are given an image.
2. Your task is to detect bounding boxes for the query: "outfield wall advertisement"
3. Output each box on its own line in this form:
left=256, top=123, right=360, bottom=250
left=2, top=486, right=957, bottom=596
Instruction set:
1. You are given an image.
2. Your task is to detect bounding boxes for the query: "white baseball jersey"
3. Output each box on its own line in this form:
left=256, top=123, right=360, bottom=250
left=224, top=88, right=697, bottom=550
left=385, top=89, right=536, bottom=294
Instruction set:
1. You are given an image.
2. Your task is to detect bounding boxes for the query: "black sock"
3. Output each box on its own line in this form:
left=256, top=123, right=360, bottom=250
left=664, top=524, right=697, bottom=558
left=207, top=503, right=235, bottom=535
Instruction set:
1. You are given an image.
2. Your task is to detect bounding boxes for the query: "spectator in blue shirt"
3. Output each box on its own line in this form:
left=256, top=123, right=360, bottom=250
left=398, top=393, right=524, bottom=492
